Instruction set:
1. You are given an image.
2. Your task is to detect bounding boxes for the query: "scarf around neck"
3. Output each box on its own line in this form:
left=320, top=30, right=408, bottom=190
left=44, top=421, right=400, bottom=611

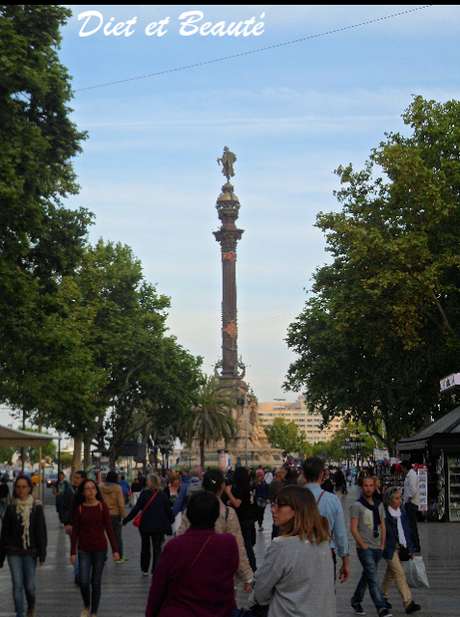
left=388, top=505, right=407, bottom=547
left=358, top=494, right=381, bottom=538
left=14, top=494, right=35, bottom=550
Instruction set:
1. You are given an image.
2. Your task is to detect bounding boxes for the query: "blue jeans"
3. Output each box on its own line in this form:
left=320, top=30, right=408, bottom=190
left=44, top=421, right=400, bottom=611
left=78, top=550, right=107, bottom=615
left=7, top=554, right=37, bottom=617
left=351, top=548, right=386, bottom=612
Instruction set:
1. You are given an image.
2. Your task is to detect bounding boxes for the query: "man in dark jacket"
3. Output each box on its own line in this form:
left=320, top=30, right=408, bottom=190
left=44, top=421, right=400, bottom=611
left=62, top=470, right=87, bottom=585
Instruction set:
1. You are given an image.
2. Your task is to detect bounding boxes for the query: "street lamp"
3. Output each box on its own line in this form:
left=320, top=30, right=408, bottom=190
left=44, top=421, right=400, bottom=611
left=355, top=431, right=360, bottom=469
left=236, top=393, right=248, bottom=467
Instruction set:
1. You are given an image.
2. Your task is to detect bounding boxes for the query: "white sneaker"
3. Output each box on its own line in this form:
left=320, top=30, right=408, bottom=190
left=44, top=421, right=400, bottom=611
left=80, top=609, right=89, bottom=617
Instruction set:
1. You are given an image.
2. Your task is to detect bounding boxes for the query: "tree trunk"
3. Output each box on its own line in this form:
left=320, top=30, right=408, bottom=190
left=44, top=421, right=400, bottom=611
left=83, top=433, right=92, bottom=469
left=72, top=435, right=83, bottom=478
left=109, top=449, right=117, bottom=472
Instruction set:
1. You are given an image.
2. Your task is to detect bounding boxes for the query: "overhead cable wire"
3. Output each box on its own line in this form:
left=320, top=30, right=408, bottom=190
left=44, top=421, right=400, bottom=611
left=76, top=5, right=432, bottom=92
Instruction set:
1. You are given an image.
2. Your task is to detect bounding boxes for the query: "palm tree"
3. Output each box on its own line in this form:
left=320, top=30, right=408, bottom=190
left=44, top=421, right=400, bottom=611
left=182, top=373, right=238, bottom=468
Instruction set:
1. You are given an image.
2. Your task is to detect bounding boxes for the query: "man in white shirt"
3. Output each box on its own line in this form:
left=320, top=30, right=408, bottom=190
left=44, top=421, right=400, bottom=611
left=401, top=460, right=421, bottom=552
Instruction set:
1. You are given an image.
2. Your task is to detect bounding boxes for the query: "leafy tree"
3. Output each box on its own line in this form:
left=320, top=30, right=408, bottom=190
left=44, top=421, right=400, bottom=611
left=0, top=446, right=17, bottom=465
left=180, top=374, right=237, bottom=469
left=0, top=6, right=91, bottom=282
left=28, top=440, right=56, bottom=465
left=263, top=417, right=309, bottom=455
left=59, top=453, right=73, bottom=469
left=285, top=96, right=460, bottom=454
left=318, top=426, right=375, bottom=463
left=0, top=6, right=94, bottom=447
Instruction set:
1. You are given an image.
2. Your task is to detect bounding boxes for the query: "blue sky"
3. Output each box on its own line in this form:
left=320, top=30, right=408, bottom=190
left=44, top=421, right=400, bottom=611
left=3, top=5, right=459, bottom=426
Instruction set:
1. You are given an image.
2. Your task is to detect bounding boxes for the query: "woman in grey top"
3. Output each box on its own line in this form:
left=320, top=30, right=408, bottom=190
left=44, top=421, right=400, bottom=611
left=253, top=485, right=336, bottom=617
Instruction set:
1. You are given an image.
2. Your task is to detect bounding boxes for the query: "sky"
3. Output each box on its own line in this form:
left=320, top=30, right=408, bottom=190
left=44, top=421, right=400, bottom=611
left=3, top=5, right=460, bottom=427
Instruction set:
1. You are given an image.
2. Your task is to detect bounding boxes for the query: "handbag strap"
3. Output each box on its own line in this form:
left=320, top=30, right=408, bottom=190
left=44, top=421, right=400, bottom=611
left=316, top=490, right=326, bottom=505
left=140, top=491, right=157, bottom=514
left=158, top=534, right=213, bottom=615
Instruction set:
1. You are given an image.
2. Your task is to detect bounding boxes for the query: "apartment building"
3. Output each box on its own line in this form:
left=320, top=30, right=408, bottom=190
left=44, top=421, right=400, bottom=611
left=258, top=397, right=343, bottom=444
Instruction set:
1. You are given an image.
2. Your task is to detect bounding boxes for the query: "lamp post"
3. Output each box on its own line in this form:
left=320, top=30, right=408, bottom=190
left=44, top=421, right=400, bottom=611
left=355, top=430, right=360, bottom=469
left=236, top=393, right=248, bottom=467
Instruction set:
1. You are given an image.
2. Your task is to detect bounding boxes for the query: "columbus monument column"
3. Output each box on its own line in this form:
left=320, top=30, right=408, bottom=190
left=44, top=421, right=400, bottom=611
left=214, top=147, right=245, bottom=380
left=178, top=149, right=282, bottom=468
left=212, top=148, right=280, bottom=466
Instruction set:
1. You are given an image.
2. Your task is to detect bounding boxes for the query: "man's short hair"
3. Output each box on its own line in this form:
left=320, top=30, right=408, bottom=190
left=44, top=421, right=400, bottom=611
left=358, top=475, right=374, bottom=488
left=75, top=470, right=87, bottom=479
left=401, top=460, right=412, bottom=471
left=302, top=457, right=324, bottom=482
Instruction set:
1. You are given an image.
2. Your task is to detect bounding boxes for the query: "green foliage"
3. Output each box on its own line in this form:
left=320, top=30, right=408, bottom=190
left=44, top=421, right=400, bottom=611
left=59, top=452, right=73, bottom=468
left=0, top=7, right=203, bottom=475
left=285, top=96, right=460, bottom=454
left=178, top=374, right=238, bottom=468
left=28, top=440, right=56, bottom=465
left=0, top=6, right=94, bottom=434
left=0, top=446, right=17, bottom=464
left=263, top=417, right=309, bottom=455
left=314, top=425, right=376, bottom=462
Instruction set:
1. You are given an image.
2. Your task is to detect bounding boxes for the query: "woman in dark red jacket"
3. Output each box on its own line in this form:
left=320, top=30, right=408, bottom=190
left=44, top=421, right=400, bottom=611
left=145, top=491, right=239, bottom=617
left=71, top=479, right=119, bottom=617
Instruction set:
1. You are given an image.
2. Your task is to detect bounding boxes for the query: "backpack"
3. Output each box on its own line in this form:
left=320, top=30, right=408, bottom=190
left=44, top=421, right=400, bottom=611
left=186, top=479, right=203, bottom=503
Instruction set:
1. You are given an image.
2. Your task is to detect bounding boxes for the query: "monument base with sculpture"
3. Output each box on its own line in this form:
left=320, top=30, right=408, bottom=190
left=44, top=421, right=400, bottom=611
left=177, top=380, right=283, bottom=469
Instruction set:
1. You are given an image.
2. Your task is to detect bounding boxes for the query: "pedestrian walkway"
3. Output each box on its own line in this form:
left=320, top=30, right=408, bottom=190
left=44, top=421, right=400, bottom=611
left=1, top=484, right=459, bottom=616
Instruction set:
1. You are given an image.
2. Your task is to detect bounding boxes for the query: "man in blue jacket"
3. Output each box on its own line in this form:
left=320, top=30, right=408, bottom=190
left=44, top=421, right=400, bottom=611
left=172, top=466, right=202, bottom=516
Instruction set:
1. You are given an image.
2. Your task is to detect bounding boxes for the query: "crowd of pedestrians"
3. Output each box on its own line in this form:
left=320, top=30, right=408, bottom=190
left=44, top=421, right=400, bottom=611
left=0, top=458, right=424, bottom=617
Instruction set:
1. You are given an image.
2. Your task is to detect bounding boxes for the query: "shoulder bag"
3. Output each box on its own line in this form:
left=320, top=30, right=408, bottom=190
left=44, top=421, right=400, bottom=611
left=133, top=491, right=157, bottom=528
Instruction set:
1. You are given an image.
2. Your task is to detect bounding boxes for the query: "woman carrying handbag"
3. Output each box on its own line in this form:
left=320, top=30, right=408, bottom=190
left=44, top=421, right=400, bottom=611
left=145, top=491, right=239, bottom=617
left=381, top=487, right=422, bottom=614
left=122, top=473, right=174, bottom=576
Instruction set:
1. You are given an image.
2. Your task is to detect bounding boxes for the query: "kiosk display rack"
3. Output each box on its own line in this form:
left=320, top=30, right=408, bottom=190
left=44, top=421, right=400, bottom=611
left=448, top=456, right=460, bottom=521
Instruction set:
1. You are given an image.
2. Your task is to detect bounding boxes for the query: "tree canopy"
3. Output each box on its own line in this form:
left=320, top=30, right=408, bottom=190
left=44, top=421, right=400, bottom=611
left=0, top=5, right=95, bottom=430
left=263, top=417, right=310, bottom=456
left=0, top=7, right=204, bottom=474
left=285, top=96, right=460, bottom=453
left=0, top=6, right=92, bottom=293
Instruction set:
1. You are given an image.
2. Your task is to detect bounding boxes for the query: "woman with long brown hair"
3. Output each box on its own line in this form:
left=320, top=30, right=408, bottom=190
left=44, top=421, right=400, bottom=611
left=0, top=475, right=47, bottom=617
left=252, top=485, right=336, bottom=617
left=71, top=478, right=119, bottom=617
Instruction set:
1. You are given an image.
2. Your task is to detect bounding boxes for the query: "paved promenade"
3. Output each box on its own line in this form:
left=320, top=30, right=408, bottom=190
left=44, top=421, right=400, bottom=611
left=0, top=484, right=459, bottom=617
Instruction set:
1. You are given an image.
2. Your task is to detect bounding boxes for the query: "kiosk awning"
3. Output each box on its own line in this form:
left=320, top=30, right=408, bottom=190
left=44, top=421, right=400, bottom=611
left=0, top=425, right=58, bottom=447
left=397, top=406, right=460, bottom=453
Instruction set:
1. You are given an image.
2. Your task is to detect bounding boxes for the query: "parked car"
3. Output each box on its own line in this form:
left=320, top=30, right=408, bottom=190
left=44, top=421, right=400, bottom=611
left=46, top=472, right=59, bottom=488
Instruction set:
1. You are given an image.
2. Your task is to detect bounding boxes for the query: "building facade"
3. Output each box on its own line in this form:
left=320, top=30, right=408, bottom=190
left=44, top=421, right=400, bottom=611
left=258, top=397, right=344, bottom=444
